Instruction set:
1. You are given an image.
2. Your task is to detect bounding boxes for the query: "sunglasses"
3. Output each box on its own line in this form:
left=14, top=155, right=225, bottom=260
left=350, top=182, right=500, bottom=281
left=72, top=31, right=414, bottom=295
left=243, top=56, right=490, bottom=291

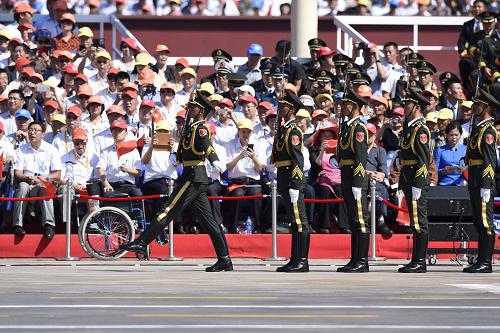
left=78, top=95, right=90, bottom=100
left=74, top=140, right=87, bottom=146
left=160, top=89, right=174, bottom=94
left=97, top=60, right=108, bottom=64
left=66, top=114, right=79, bottom=120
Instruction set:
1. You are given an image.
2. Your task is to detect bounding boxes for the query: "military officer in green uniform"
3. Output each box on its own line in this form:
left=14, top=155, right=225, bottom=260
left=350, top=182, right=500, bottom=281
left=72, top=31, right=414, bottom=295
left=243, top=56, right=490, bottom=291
left=336, top=88, right=370, bottom=273
left=397, top=88, right=431, bottom=273
left=463, top=89, right=499, bottom=273
left=120, top=90, right=233, bottom=272
left=272, top=89, right=311, bottom=273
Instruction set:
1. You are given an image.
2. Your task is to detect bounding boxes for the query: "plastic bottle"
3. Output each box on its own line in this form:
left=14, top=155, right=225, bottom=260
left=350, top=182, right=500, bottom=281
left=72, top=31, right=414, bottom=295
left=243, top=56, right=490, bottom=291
left=245, top=216, right=253, bottom=234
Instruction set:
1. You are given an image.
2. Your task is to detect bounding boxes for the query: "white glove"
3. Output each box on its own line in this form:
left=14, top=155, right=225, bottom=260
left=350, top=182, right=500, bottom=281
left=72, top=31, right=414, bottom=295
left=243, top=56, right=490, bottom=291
left=412, top=186, right=422, bottom=201
left=352, top=187, right=362, bottom=201
left=394, top=157, right=401, bottom=168
left=480, top=188, right=491, bottom=203
left=289, top=189, right=299, bottom=204
left=212, top=160, right=225, bottom=173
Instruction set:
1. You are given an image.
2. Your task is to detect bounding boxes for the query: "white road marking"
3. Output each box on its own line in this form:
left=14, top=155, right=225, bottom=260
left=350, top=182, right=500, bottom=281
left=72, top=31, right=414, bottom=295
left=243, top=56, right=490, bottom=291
left=448, top=284, right=500, bottom=294
left=0, top=304, right=499, bottom=310
left=0, top=324, right=499, bottom=330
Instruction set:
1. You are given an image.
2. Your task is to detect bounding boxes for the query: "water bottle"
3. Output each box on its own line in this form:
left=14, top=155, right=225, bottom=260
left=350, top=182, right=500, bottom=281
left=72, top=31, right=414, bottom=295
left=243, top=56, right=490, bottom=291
left=244, top=216, right=253, bottom=234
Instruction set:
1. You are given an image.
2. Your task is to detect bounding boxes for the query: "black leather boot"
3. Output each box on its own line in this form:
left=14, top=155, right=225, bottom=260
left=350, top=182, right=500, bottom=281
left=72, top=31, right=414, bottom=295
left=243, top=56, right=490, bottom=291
left=398, top=233, right=417, bottom=272
left=286, top=232, right=310, bottom=273
left=277, top=230, right=298, bottom=272
left=119, top=220, right=166, bottom=254
left=376, top=216, right=393, bottom=236
left=464, top=233, right=494, bottom=273
left=337, top=231, right=358, bottom=272
left=399, top=232, right=427, bottom=273
left=206, top=229, right=233, bottom=272
left=344, top=232, right=369, bottom=273
left=463, top=233, right=484, bottom=272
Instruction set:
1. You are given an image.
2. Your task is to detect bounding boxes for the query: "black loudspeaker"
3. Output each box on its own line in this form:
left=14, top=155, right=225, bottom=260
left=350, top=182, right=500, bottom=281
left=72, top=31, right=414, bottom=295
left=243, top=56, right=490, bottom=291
left=427, top=186, right=477, bottom=241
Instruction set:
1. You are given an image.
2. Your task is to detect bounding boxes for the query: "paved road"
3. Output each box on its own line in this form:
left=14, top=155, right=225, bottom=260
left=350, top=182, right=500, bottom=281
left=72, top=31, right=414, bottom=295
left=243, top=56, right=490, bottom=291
left=0, top=259, right=499, bottom=332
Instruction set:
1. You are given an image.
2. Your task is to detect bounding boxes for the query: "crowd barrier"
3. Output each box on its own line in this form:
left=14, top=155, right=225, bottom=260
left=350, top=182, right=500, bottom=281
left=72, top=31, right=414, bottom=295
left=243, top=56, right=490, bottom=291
left=2, top=181, right=499, bottom=260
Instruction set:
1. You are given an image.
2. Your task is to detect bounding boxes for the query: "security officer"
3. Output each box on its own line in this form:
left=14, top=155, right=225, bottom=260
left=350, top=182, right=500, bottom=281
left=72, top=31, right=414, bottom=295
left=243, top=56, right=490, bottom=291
left=463, top=89, right=499, bottom=273
left=336, top=88, right=370, bottom=273
left=302, top=38, right=328, bottom=73
left=397, top=88, right=431, bottom=273
left=120, top=90, right=232, bottom=272
left=272, top=89, right=310, bottom=273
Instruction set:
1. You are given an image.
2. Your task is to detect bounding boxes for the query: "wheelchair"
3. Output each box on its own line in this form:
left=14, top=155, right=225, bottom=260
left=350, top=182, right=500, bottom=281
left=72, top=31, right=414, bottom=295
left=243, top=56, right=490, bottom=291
left=78, top=192, right=168, bottom=261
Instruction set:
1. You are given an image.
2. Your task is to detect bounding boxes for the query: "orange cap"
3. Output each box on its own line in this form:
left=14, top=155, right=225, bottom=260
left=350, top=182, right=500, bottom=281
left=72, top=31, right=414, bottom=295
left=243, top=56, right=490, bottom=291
left=72, top=128, right=87, bottom=140
left=77, top=85, right=93, bottom=96
left=176, top=109, right=186, bottom=118
left=44, top=100, right=59, bottom=110
left=107, top=105, right=125, bottom=115
left=138, top=68, right=155, bottom=85
left=14, top=2, right=36, bottom=14
left=87, top=96, right=104, bottom=106
left=67, top=105, right=82, bottom=117
left=155, top=44, right=170, bottom=53
left=122, top=82, right=138, bottom=91
left=59, top=13, right=75, bottom=24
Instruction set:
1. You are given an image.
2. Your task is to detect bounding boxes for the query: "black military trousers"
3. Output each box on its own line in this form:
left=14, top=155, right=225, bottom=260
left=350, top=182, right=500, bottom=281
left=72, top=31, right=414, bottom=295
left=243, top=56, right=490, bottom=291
left=469, top=189, right=494, bottom=236
left=155, top=178, right=227, bottom=257
left=402, top=185, right=429, bottom=234
left=278, top=185, right=310, bottom=234
left=341, top=183, right=370, bottom=234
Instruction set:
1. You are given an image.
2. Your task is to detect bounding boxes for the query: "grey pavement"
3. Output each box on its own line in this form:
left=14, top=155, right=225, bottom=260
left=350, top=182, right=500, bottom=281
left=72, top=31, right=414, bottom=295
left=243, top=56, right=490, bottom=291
left=0, top=258, right=499, bottom=332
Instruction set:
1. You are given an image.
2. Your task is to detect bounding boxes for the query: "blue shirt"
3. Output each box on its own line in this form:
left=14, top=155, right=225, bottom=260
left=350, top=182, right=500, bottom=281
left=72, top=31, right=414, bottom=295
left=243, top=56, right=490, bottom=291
left=434, top=143, right=467, bottom=186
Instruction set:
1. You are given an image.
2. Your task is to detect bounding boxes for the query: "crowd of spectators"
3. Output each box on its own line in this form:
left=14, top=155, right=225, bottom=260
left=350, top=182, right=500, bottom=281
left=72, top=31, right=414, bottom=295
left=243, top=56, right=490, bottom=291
left=0, top=0, right=498, bottom=238
left=0, top=0, right=498, bottom=17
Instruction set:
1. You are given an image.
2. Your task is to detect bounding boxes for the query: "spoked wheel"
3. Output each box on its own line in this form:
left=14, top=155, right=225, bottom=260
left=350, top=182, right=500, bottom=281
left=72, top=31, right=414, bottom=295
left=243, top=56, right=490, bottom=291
left=78, top=207, right=135, bottom=260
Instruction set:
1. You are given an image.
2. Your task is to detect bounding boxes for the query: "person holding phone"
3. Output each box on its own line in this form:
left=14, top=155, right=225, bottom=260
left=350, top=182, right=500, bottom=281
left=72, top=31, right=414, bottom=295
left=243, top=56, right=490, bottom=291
left=434, top=121, right=466, bottom=186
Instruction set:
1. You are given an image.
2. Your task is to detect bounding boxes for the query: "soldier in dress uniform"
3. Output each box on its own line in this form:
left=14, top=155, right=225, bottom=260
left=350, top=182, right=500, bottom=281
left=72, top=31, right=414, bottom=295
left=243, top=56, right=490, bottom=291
left=417, top=60, right=438, bottom=91
left=302, top=38, right=328, bottom=73
left=463, top=89, right=499, bottom=273
left=397, top=88, right=432, bottom=273
left=272, top=89, right=311, bottom=273
left=336, top=88, right=370, bottom=273
left=119, top=90, right=233, bottom=272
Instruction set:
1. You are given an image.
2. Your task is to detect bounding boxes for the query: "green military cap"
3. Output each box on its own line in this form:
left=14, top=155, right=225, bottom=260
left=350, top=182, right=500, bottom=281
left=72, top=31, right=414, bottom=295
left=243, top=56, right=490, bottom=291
left=279, top=89, right=305, bottom=110
left=404, top=88, right=431, bottom=108
left=270, top=63, right=289, bottom=79
left=332, top=53, right=351, bottom=67
left=406, top=52, right=425, bottom=66
left=417, top=60, right=436, bottom=74
left=308, top=38, right=327, bottom=51
left=305, top=68, right=316, bottom=80
left=473, top=88, right=500, bottom=109
left=408, top=79, right=425, bottom=92
left=439, top=71, right=460, bottom=86
left=312, top=69, right=335, bottom=82
left=188, top=90, right=215, bottom=113
left=351, top=72, right=372, bottom=85
left=211, top=48, right=232, bottom=62
left=479, top=11, right=497, bottom=23
left=227, top=73, right=247, bottom=88
left=259, top=57, right=274, bottom=74
left=341, top=87, right=367, bottom=108
left=345, top=62, right=362, bottom=75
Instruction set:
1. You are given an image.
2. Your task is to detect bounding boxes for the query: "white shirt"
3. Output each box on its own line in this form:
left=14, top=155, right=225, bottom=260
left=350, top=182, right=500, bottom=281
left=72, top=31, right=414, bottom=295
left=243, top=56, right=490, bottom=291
left=0, top=138, right=15, bottom=172
left=130, top=121, right=153, bottom=140
left=252, top=122, right=270, bottom=140
left=225, top=137, right=266, bottom=181
left=97, top=144, right=141, bottom=184
left=206, top=142, right=227, bottom=182
left=0, top=112, right=17, bottom=137
left=94, top=127, right=135, bottom=155
left=14, top=141, right=63, bottom=177
left=173, top=89, right=191, bottom=107
left=88, top=72, right=109, bottom=95
left=141, top=143, right=178, bottom=183
left=53, top=126, right=96, bottom=157
left=214, top=121, right=238, bottom=145
left=61, top=149, right=99, bottom=185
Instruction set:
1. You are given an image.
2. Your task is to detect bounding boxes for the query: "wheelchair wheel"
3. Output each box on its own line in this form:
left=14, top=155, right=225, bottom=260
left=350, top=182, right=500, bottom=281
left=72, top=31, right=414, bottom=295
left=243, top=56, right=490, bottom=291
left=78, top=207, right=135, bottom=260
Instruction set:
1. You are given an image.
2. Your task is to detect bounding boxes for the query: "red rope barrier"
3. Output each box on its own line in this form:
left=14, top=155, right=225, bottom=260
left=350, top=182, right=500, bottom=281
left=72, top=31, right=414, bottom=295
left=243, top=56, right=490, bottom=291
left=78, top=194, right=265, bottom=202
left=304, top=198, right=344, bottom=203
left=380, top=198, right=409, bottom=213
left=495, top=201, right=500, bottom=207
left=208, top=194, right=264, bottom=201
left=0, top=195, right=59, bottom=201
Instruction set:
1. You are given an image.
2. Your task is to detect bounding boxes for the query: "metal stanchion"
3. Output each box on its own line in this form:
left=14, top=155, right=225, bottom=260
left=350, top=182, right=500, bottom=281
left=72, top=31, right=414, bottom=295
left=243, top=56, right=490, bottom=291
left=263, top=180, right=286, bottom=261
left=159, top=179, right=183, bottom=261
left=368, top=180, right=385, bottom=261
left=56, top=180, right=80, bottom=261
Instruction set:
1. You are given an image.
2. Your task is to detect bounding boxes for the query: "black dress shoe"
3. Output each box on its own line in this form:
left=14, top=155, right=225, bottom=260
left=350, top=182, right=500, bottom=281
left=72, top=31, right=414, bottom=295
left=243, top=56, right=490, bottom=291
left=205, top=256, right=233, bottom=272
left=119, top=242, right=148, bottom=254
left=285, top=259, right=309, bottom=273
left=14, top=226, right=26, bottom=236
left=276, top=260, right=296, bottom=272
left=398, top=259, right=427, bottom=273
left=44, top=224, right=55, bottom=239
left=463, top=261, right=492, bottom=273
left=337, top=260, right=356, bottom=272
left=342, top=259, right=369, bottom=273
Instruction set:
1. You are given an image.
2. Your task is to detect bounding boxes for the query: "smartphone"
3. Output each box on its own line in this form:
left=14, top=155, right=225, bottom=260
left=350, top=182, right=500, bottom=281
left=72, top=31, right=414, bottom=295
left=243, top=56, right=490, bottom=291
left=36, top=84, right=50, bottom=93
left=93, top=38, right=105, bottom=48
left=247, top=144, right=254, bottom=151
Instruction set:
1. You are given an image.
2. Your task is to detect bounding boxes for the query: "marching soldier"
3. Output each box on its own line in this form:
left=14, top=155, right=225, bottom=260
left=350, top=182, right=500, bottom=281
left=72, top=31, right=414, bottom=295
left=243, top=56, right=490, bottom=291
left=272, top=89, right=311, bottom=273
left=119, top=90, right=233, bottom=272
left=336, top=88, right=370, bottom=273
left=463, top=89, right=499, bottom=273
left=397, top=88, right=432, bottom=273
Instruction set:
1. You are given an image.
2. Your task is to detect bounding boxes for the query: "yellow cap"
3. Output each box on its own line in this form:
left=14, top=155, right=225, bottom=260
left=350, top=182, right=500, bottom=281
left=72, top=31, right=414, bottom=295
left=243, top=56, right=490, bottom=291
left=208, top=94, right=223, bottom=102
left=77, top=27, right=93, bottom=38
left=51, top=114, right=66, bottom=125
left=296, top=109, right=311, bottom=119
left=95, top=50, right=111, bottom=61
left=437, top=108, right=454, bottom=120
left=460, top=100, right=473, bottom=109
left=155, top=120, right=173, bottom=131
left=425, top=111, right=438, bottom=124
left=199, top=82, right=215, bottom=95
left=42, top=77, right=59, bottom=89
left=315, top=93, right=333, bottom=104
left=180, top=67, right=196, bottom=78
left=135, top=53, right=151, bottom=66
left=0, top=29, right=10, bottom=40
left=238, top=118, right=254, bottom=130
